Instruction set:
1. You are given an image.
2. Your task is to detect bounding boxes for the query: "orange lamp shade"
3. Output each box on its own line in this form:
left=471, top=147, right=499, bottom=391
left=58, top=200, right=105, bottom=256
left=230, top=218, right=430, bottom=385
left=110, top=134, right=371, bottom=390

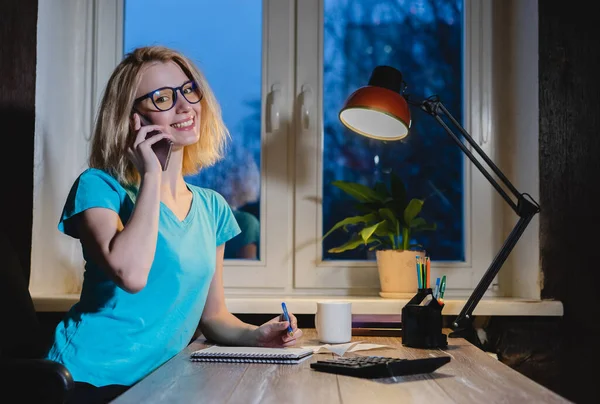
left=339, top=65, right=412, bottom=141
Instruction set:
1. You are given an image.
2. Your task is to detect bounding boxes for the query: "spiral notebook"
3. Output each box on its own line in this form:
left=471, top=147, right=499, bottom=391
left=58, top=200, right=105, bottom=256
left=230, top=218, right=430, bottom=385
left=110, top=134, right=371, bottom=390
left=190, top=345, right=314, bottom=364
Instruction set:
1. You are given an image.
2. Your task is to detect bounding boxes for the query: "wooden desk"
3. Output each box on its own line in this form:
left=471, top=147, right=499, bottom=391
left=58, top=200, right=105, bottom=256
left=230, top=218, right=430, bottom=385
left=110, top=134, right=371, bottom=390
left=112, top=329, right=570, bottom=403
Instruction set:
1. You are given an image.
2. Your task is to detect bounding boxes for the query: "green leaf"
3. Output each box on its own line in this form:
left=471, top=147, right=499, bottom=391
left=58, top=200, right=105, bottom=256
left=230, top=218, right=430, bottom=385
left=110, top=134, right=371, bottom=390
left=403, top=199, right=424, bottom=226
left=409, top=217, right=427, bottom=228
left=416, top=224, right=437, bottom=232
left=390, top=173, right=407, bottom=210
left=368, top=240, right=383, bottom=251
left=360, top=220, right=386, bottom=244
left=378, top=208, right=399, bottom=230
left=322, top=213, right=377, bottom=240
left=373, top=182, right=390, bottom=200
left=353, top=202, right=373, bottom=214
left=402, top=226, right=410, bottom=250
left=327, top=234, right=367, bottom=253
left=332, top=181, right=384, bottom=203
left=360, top=202, right=386, bottom=213
left=370, top=221, right=397, bottom=249
left=410, top=217, right=437, bottom=231
left=373, top=220, right=394, bottom=236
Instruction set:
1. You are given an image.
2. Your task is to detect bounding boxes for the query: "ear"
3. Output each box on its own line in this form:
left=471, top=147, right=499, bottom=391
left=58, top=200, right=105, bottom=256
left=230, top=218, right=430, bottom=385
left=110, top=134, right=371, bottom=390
left=130, top=111, right=140, bottom=132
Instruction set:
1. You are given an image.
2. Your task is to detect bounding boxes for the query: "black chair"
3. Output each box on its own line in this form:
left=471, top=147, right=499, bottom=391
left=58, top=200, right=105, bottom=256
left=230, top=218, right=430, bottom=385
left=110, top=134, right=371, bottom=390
left=0, top=231, right=74, bottom=404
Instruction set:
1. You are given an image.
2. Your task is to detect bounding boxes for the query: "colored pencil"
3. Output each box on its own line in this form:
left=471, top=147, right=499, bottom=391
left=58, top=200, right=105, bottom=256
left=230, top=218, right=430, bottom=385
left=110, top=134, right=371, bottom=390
left=416, top=257, right=421, bottom=289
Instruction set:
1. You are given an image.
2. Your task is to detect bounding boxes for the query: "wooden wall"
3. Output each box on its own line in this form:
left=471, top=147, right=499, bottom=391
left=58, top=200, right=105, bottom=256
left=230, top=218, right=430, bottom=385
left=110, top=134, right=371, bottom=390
left=0, top=0, right=37, bottom=282
left=538, top=1, right=600, bottom=403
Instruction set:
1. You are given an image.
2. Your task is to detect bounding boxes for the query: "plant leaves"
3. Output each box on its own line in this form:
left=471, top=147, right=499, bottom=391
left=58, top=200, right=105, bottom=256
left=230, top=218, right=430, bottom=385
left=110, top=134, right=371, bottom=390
left=332, top=180, right=384, bottom=203
left=390, top=173, right=406, bottom=199
left=368, top=240, right=383, bottom=251
left=353, top=202, right=373, bottom=214
left=326, top=174, right=437, bottom=254
left=373, top=181, right=390, bottom=200
left=415, top=223, right=438, bottom=231
left=322, top=213, right=377, bottom=239
left=373, top=220, right=394, bottom=236
left=378, top=208, right=399, bottom=230
left=409, top=217, right=427, bottom=228
left=410, top=217, right=437, bottom=231
left=360, top=220, right=386, bottom=244
left=403, top=198, right=424, bottom=226
left=371, top=220, right=398, bottom=250
left=390, top=173, right=407, bottom=213
left=327, top=234, right=367, bottom=253
left=358, top=201, right=386, bottom=214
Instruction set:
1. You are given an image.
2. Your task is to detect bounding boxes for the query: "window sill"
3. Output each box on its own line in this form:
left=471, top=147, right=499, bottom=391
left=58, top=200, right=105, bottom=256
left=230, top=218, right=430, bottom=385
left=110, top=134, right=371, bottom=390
left=32, top=294, right=563, bottom=316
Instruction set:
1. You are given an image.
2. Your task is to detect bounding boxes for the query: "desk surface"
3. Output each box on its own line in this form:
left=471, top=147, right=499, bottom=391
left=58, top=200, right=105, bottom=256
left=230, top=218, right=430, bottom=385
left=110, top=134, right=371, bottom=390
left=112, top=329, right=569, bottom=404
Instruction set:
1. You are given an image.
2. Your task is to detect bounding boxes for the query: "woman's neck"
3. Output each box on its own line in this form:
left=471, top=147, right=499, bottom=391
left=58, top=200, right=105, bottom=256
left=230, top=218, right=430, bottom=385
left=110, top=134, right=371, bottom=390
left=159, top=149, right=188, bottom=200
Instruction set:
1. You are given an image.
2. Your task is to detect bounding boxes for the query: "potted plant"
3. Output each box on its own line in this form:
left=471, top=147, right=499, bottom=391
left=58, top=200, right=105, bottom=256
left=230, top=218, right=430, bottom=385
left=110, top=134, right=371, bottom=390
left=322, top=173, right=436, bottom=297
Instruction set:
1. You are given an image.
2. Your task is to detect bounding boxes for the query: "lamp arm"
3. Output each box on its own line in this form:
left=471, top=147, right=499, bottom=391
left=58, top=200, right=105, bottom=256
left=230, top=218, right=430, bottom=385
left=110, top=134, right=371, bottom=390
left=416, top=97, right=541, bottom=342
left=451, top=214, right=536, bottom=339
left=421, top=97, right=523, bottom=212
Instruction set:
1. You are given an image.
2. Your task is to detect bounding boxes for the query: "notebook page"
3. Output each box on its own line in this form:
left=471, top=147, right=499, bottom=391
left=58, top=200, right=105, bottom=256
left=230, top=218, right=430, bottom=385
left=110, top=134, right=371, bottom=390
left=190, top=355, right=314, bottom=364
left=191, top=345, right=314, bottom=359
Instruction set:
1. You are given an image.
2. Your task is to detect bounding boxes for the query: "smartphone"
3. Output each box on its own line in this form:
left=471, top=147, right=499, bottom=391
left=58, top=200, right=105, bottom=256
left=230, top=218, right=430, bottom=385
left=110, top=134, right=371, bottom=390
left=138, top=114, right=172, bottom=171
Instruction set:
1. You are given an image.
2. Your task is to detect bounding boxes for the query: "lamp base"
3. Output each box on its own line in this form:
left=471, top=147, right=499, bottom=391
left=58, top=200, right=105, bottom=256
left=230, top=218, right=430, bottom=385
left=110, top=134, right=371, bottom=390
left=448, top=318, right=483, bottom=349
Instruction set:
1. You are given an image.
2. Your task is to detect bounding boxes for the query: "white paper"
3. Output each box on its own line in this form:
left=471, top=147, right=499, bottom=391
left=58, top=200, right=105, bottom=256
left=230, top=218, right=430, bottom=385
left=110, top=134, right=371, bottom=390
left=301, top=341, right=393, bottom=356
left=191, top=345, right=314, bottom=358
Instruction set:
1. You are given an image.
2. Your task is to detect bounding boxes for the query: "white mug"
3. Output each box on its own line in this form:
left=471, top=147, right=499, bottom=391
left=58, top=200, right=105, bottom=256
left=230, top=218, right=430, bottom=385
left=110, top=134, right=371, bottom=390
left=315, top=301, right=352, bottom=344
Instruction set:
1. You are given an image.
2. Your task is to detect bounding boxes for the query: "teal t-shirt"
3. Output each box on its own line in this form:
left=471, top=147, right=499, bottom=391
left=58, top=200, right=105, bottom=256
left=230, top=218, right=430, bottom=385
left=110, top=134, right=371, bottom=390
left=45, top=168, right=240, bottom=387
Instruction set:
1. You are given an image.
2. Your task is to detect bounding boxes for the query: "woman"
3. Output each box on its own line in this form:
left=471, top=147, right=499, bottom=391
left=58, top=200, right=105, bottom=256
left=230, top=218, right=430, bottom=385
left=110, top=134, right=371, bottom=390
left=46, top=46, right=302, bottom=403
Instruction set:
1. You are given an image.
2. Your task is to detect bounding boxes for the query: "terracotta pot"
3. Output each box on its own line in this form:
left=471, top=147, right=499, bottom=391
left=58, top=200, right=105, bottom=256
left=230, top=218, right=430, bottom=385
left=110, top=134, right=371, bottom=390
left=376, top=250, right=424, bottom=298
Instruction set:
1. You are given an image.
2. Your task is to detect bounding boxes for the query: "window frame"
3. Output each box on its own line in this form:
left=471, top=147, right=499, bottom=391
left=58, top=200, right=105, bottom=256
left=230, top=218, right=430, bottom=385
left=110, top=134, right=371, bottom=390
left=31, top=0, right=296, bottom=293
left=32, top=0, right=541, bottom=300
left=292, top=0, right=499, bottom=296
left=102, top=0, right=296, bottom=289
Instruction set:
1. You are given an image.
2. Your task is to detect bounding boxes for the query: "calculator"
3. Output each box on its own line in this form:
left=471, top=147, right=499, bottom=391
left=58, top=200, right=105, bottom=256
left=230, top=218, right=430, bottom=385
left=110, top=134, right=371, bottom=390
left=310, top=355, right=451, bottom=379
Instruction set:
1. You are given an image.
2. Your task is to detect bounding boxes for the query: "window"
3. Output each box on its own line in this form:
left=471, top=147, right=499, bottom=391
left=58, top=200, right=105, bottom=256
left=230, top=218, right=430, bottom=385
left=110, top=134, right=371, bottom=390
left=108, top=0, right=294, bottom=289
left=293, top=0, right=496, bottom=292
left=124, top=0, right=263, bottom=262
left=320, top=0, right=464, bottom=263
left=33, top=0, right=537, bottom=299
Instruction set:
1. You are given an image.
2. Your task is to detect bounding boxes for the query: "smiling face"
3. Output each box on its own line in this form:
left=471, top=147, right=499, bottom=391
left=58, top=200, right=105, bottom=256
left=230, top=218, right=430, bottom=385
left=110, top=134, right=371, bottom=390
left=134, top=61, right=202, bottom=147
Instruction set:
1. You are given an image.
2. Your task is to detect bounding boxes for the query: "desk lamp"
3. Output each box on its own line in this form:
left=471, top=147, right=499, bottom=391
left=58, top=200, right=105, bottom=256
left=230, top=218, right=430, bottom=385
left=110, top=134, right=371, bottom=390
left=339, top=65, right=540, bottom=341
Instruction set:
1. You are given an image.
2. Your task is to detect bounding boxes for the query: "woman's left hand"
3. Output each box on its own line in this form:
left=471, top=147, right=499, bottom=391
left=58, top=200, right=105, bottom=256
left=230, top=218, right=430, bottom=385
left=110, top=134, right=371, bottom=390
left=252, top=313, right=303, bottom=347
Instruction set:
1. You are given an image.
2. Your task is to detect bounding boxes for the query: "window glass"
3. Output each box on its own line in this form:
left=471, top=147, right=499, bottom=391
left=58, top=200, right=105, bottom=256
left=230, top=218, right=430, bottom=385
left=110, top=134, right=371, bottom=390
left=124, top=0, right=263, bottom=260
left=322, top=0, right=464, bottom=262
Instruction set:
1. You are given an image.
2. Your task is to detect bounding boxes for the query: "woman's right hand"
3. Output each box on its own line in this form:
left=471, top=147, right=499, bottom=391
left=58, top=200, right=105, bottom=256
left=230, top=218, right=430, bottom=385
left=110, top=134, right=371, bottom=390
left=128, top=113, right=175, bottom=175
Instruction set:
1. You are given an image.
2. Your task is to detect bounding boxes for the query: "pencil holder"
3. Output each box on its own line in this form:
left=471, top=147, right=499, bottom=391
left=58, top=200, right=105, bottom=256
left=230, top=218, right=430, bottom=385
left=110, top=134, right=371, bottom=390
left=401, top=288, right=447, bottom=349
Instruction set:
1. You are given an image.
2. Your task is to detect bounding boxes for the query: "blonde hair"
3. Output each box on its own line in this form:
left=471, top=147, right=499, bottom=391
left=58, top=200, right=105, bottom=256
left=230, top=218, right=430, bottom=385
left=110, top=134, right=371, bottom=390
left=89, top=46, right=229, bottom=185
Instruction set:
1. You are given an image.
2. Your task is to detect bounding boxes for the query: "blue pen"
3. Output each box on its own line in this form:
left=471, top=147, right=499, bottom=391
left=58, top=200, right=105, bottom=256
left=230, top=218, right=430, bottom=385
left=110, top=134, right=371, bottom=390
left=281, top=302, right=294, bottom=336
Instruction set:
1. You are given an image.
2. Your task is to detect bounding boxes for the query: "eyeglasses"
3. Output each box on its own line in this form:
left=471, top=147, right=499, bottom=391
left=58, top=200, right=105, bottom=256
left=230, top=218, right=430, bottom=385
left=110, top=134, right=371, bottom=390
left=134, top=80, right=203, bottom=112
